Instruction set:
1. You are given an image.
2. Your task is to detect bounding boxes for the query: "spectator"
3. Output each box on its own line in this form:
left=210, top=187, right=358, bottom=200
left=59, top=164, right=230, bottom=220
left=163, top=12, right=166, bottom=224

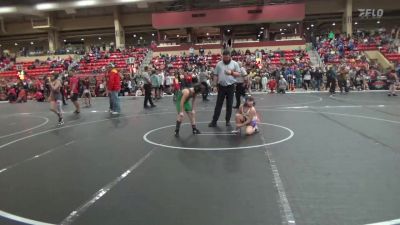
left=16, top=88, right=27, bottom=103
left=338, top=66, right=349, bottom=94
left=303, top=68, right=312, bottom=90
left=7, top=86, right=17, bottom=103
left=278, top=76, right=288, bottom=94
left=387, top=69, right=399, bottom=96
left=261, top=74, right=268, bottom=92
left=326, top=66, right=337, bottom=95
left=268, top=77, right=277, bottom=93
left=314, top=68, right=323, bottom=91
left=151, top=70, right=160, bottom=99
left=107, top=64, right=121, bottom=114
left=34, top=90, right=45, bottom=102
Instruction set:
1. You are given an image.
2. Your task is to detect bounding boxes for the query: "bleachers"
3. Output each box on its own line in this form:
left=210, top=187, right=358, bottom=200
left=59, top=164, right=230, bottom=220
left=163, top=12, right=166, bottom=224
left=152, top=50, right=309, bottom=69
left=152, top=54, right=222, bottom=69
left=379, top=47, right=400, bottom=63
left=0, top=48, right=148, bottom=78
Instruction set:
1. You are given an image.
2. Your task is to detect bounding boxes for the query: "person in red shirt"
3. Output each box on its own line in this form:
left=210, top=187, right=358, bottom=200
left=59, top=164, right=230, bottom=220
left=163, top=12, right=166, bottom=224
left=34, top=90, right=45, bottom=102
left=268, top=78, right=277, bottom=93
left=16, top=88, right=27, bottom=103
left=69, top=73, right=80, bottom=113
left=7, top=86, right=17, bottom=103
left=107, top=63, right=121, bottom=114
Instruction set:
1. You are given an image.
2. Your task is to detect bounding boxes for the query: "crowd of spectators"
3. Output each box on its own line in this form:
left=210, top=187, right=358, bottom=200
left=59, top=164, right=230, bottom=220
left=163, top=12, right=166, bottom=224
left=0, top=46, right=147, bottom=102
left=1, top=30, right=400, bottom=103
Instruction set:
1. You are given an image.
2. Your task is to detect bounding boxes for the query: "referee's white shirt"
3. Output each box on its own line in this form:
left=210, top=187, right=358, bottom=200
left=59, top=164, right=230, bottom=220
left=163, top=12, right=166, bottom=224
left=214, top=60, right=241, bottom=86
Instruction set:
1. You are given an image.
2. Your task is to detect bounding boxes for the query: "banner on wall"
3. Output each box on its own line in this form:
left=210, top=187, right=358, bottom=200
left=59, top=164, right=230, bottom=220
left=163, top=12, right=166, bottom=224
left=358, top=9, right=384, bottom=18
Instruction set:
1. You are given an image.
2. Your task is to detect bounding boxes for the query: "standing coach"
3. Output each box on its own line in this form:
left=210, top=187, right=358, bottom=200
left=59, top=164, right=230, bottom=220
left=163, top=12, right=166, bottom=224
left=209, top=50, right=241, bottom=127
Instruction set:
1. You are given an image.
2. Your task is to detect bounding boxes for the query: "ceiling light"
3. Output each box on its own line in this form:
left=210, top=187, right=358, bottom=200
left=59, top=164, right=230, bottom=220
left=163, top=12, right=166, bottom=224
left=206, top=33, right=209, bottom=36
left=260, top=31, right=263, bottom=34
left=297, top=22, right=299, bottom=25
left=140, top=36, right=143, bottom=39
left=287, top=24, right=291, bottom=27
left=119, top=0, right=140, bottom=2
left=64, top=39, right=67, bottom=42
left=258, top=34, right=261, bottom=37
left=227, top=29, right=230, bottom=32
left=0, top=6, right=17, bottom=14
left=377, top=21, right=380, bottom=24
left=30, top=42, right=34, bottom=45
left=261, top=27, right=264, bottom=30
left=14, top=43, right=18, bottom=46
left=354, top=22, right=358, bottom=25
left=279, top=29, right=282, bottom=31
left=152, top=33, right=155, bottom=36
left=281, top=33, right=285, bottom=35
left=332, top=22, right=336, bottom=26
left=284, top=29, right=287, bottom=31
left=98, top=37, right=101, bottom=40
left=75, top=0, right=96, bottom=7
left=311, top=24, right=314, bottom=27
left=177, top=34, right=180, bottom=37
left=36, top=3, right=57, bottom=10
left=133, top=34, right=136, bottom=38
left=307, top=27, right=310, bottom=30
left=81, top=38, right=84, bottom=41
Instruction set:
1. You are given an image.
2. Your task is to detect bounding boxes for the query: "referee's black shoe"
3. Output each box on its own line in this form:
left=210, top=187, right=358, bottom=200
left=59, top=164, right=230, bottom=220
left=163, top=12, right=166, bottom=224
left=208, top=121, right=217, bottom=127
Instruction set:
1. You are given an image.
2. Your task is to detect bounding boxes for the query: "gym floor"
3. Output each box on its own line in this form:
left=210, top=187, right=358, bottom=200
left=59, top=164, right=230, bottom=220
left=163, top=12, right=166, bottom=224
left=0, top=92, right=399, bottom=225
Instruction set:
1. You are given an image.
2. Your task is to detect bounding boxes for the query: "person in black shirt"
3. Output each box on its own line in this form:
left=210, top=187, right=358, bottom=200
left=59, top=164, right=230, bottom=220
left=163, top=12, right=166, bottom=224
left=314, top=68, right=323, bottom=91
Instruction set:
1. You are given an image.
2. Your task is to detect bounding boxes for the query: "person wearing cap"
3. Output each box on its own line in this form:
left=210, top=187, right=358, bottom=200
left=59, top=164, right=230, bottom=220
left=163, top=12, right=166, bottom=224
left=107, top=63, right=121, bottom=114
left=233, top=62, right=247, bottom=108
left=209, top=50, right=241, bottom=127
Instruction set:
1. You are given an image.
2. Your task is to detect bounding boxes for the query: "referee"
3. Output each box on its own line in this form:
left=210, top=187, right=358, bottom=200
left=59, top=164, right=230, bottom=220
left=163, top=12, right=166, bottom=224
left=143, top=66, right=156, bottom=108
left=209, top=50, right=241, bottom=127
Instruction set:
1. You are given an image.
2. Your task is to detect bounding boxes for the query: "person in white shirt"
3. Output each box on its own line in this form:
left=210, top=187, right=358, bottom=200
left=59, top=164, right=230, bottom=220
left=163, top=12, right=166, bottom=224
left=278, top=75, right=288, bottom=94
left=158, top=69, right=165, bottom=98
left=261, top=73, right=268, bottom=92
left=127, top=79, right=132, bottom=93
left=189, top=47, right=195, bottom=56
left=164, top=73, right=174, bottom=95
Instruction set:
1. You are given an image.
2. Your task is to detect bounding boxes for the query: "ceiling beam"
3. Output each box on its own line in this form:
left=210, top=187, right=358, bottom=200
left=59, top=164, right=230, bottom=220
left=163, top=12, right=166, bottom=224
left=0, top=0, right=174, bottom=16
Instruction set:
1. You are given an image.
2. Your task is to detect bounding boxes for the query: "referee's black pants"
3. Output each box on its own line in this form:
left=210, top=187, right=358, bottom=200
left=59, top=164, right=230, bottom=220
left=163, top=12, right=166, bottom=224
left=212, top=84, right=235, bottom=123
